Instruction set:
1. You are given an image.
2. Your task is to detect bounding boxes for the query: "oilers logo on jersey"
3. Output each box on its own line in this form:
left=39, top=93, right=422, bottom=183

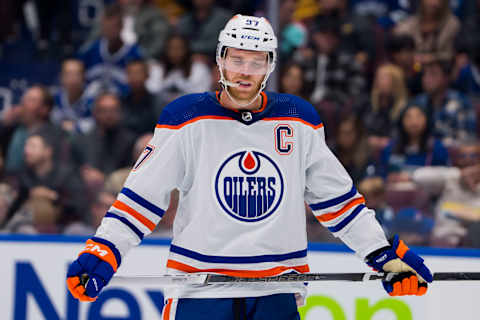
left=214, top=150, right=284, bottom=222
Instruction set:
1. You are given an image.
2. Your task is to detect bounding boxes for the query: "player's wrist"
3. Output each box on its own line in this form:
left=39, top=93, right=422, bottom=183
left=79, top=237, right=122, bottom=272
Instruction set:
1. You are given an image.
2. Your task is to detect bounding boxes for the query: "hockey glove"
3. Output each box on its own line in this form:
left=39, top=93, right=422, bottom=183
left=366, top=235, right=433, bottom=296
left=66, top=238, right=121, bottom=302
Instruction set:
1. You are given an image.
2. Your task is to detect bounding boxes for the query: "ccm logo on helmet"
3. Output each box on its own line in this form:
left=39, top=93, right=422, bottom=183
left=214, top=150, right=284, bottom=222
left=241, top=35, right=260, bottom=40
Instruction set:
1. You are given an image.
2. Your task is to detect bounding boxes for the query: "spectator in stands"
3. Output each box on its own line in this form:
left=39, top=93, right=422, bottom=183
left=104, top=132, right=153, bottom=195
left=364, top=64, right=408, bottom=154
left=278, top=0, right=308, bottom=63
left=78, top=3, right=143, bottom=97
left=90, top=191, right=115, bottom=230
left=5, top=131, right=86, bottom=231
left=312, top=0, right=378, bottom=72
left=51, top=59, right=95, bottom=134
left=0, top=118, right=16, bottom=172
left=85, top=0, right=170, bottom=60
left=33, top=0, right=73, bottom=58
left=153, top=0, right=186, bottom=25
left=331, top=115, right=372, bottom=181
left=313, top=94, right=355, bottom=145
left=0, top=0, right=26, bottom=47
left=458, top=0, right=480, bottom=58
left=385, top=34, right=423, bottom=96
left=118, top=0, right=170, bottom=59
left=390, top=207, right=434, bottom=246
left=447, top=0, right=478, bottom=84
left=358, top=176, right=395, bottom=237
left=71, top=93, right=135, bottom=196
left=312, top=0, right=370, bottom=47
left=4, top=85, right=66, bottom=173
left=156, top=34, right=212, bottom=103
left=279, top=62, right=307, bottom=99
left=2, top=195, right=61, bottom=234
left=123, top=59, right=164, bottom=138
left=63, top=190, right=116, bottom=235
left=350, top=0, right=413, bottom=30
left=0, top=183, right=16, bottom=229
left=378, top=104, right=450, bottom=183
left=454, top=39, right=480, bottom=98
left=176, top=0, right=231, bottom=62
left=413, top=59, right=476, bottom=147
left=413, top=140, right=480, bottom=247
left=0, top=152, right=4, bottom=180
left=394, top=0, right=460, bottom=64
left=295, top=17, right=367, bottom=104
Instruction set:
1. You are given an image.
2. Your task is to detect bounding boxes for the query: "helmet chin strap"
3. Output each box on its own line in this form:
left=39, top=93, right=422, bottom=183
left=218, top=77, right=264, bottom=109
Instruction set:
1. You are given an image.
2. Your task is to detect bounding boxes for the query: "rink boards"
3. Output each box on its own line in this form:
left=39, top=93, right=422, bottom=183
left=1, top=234, right=480, bottom=320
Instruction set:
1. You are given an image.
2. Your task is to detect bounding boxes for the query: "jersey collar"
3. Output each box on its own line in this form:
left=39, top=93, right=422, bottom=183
left=214, top=90, right=270, bottom=125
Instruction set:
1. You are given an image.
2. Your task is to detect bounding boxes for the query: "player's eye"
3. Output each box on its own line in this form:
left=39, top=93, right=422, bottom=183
left=252, top=62, right=266, bottom=68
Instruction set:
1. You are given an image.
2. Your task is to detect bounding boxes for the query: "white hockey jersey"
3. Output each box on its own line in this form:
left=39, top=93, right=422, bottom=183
left=95, top=91, right=389, bottom=298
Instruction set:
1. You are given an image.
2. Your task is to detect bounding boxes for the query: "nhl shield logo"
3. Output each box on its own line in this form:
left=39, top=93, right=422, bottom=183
left=214, top=150, right=284, bottom=222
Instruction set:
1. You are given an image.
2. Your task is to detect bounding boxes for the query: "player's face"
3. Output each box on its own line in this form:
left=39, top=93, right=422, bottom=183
left=222, top=48, right=269, bottom=103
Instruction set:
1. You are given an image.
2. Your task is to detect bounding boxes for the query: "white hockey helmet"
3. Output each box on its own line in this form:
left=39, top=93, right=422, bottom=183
left=216, top=15, right=278, bottom=106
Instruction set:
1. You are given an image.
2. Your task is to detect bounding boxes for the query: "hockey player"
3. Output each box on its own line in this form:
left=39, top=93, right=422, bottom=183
left=66, top=15, right=433, bottom=319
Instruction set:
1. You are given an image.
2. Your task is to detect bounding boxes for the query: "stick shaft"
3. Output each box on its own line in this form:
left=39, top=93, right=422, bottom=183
left=109, top=272, right=480, bottom=286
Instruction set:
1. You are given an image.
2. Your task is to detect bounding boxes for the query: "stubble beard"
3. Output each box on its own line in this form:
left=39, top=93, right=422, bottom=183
left=226, top=77, right=263, bottom=106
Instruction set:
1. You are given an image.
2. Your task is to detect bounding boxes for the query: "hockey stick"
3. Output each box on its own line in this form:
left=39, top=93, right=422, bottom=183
left=108, top=272, right=480, bottom=286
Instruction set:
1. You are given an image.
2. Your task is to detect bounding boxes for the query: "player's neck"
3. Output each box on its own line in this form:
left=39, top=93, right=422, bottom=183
left=219, top=89, right=262, bottom=111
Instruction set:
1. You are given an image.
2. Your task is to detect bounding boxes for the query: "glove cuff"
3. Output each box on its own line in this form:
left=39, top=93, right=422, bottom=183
left=79, top=237, right=121, bottom=272
left=365, top=245, right=390, bottom=264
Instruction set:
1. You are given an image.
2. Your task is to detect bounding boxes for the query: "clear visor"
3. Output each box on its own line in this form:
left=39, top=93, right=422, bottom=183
left=220, top=54, right=270, bottom=75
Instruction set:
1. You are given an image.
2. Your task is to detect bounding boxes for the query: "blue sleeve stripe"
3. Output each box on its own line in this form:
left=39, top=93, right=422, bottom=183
left=90, top=236, right=122, bottom=267
left=309, top=185, right=357, bottom=211
left=327, top=204, right=365, bottom=233
left=170, top=245, right=307, bottom=264
left=105, top=212, right=144, bottom=241
left=121, top=188, right=165, bottom=218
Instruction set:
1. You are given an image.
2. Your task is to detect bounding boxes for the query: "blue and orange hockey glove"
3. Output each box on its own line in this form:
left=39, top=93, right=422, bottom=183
left=366, top=235, right=433, bottom=296
left=66, top=237, right=121, bottom=302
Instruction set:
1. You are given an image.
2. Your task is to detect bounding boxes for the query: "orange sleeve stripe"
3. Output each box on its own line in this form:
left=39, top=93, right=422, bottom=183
left=112, top=200, right=156, bottom=231
left=156, top=115, right=235, bottom=130
left=262, top=117, right=324, bottom=129
left=79, top=239, right=119, bottom=271
left=166, top=259, right=310, bottom=278
left=316, top=197, right=365, bottom=222
left=163, top=298, right=173, bottom=320
left=396, top=240, right=410, bottom=259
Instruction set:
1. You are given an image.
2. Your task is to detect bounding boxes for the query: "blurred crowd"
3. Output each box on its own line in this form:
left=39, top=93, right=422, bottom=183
left=1, top=0, right=480, bottom=249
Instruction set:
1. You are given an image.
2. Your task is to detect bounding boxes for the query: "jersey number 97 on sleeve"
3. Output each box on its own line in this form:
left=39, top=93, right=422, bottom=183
left=132, top=144, right=155, bottom=171
left=274, top=124, right=294, bottom=155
